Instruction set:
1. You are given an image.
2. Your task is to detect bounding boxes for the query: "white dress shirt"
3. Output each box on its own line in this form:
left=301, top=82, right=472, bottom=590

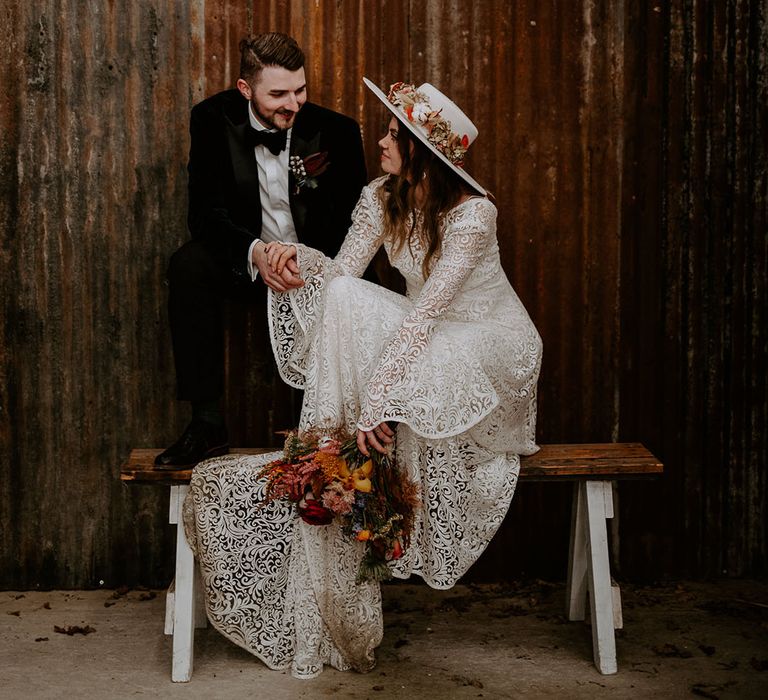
left=245, top=101, right=299, bottom=281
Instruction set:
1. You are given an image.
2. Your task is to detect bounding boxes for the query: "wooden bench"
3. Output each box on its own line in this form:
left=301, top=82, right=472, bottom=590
left=121, top=442, right=662, bottom=681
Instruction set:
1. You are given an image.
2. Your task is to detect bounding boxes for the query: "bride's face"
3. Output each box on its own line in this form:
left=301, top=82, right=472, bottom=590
left=378, top=117, right=404, bottom=176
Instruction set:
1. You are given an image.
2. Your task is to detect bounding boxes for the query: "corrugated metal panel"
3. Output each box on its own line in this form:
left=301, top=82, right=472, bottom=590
left=0, top=1, right=765, bottom=588
left=0, top=1, right=198, bottom=587
left=619, top=0, right=767, bottom=578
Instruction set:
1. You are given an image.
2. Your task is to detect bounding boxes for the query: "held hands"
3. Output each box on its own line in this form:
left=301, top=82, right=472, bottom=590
left=265, top=241, right=300, bottom=278
left=357, top=423, right=395, bottom=456
left=252, top=241, right=303, bottom=292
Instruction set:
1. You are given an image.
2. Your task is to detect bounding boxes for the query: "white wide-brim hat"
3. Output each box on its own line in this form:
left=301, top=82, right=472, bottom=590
left=363, top=77, right=486, bottom=195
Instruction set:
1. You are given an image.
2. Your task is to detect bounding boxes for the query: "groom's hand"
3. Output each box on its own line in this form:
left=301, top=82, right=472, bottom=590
left=252, top=241, right=303, bottom=292
left=266, top=242, right=300, bottom=278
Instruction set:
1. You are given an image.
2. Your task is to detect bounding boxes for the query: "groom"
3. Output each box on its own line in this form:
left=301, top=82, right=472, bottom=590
left=156, top=32, right=367, bottom=468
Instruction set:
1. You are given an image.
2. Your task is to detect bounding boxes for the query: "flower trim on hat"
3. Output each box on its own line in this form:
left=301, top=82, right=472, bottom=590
left=387, top=82, right=470, bottom=167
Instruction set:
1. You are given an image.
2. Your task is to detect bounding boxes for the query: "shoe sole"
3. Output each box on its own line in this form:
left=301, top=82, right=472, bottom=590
left=154, top=444, right=231, bottom=471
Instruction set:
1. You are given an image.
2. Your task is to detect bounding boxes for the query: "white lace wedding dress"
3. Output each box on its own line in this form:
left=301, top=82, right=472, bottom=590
left=185, top=176, right=542, bottom=678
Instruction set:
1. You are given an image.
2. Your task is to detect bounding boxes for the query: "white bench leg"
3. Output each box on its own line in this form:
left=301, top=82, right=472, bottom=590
left=566, top=481, right=620, bottom=674
left=566, top=482, right=588, bottom=621
left=165, top=575, right=206, bottom=634
left=584, top=481, right=617, bottom=674
left=164, top=579, right=175, bottom=636
left=168, top=485, right=196, bottom=682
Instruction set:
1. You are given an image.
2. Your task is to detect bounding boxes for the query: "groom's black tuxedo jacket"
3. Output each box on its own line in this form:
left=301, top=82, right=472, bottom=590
left=187, top=89, right=367, bottom=277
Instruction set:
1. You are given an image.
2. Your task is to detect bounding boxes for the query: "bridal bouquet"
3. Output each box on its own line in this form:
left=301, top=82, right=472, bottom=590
left=256, top=428, right=419, bottom=583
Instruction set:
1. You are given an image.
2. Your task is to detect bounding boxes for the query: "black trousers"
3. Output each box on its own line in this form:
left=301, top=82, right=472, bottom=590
left=167, top=239, right=265, bottom=403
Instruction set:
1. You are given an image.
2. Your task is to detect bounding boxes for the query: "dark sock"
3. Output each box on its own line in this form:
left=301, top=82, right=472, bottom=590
left=192, top=400, right=224, bottom=427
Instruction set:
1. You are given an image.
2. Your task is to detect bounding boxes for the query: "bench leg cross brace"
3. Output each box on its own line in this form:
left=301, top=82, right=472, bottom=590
left=164, top=484, right=207, bottom=682
left=565, top=480, right=622, bottom=674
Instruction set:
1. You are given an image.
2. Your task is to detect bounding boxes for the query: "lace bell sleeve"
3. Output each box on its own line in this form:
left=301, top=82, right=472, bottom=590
left=288, top=181, right=384, bottom=282
left=357, top=200, right=497, bottom=435
left=332, top=184, right=385, bottom=277
left=269, top=181, right=384, bottom=388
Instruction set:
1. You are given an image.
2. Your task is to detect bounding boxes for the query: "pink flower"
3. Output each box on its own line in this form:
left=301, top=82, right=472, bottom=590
left=321, top=486, right=354, bottom=515
left=318, top=438, right=342, bottom=456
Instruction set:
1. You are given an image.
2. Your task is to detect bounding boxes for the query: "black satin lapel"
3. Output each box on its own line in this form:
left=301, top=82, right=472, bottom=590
left=289, top=128, right=322, bottom=239
left=226, top=121, right=260, bottom=203
left=289, top=184, right=308, bottom=238
left=290, top=131, right=322, bottom=160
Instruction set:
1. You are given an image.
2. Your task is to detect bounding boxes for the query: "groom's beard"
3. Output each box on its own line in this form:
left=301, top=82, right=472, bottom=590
left=252, top=102, right=300, bottom=131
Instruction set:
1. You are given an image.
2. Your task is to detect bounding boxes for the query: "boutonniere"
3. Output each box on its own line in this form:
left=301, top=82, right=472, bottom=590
left=289, top=152, right=330, bottom=195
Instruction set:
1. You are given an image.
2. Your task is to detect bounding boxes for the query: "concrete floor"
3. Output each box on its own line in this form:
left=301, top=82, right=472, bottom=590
left=1, top=580, right=767, bottom=699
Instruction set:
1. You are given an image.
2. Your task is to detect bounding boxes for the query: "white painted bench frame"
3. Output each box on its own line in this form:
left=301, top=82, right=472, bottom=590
left=566, top=480, right=623, bottom=675
left=162, top=479, right=623, bottom=681
left=165, top=484, right=205, bottom=682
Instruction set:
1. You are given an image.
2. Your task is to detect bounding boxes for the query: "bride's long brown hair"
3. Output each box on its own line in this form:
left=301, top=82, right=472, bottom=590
left=381, top=123, right=473, bottom=279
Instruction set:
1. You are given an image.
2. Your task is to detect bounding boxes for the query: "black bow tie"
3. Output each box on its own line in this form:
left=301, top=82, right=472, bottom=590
left=247, top=127, right=288, bottom=156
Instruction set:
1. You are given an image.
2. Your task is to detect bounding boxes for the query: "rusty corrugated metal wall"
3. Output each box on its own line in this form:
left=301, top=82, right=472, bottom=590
left=1, top=1, right=199, bottom=587
left=618, top=0, right=768, bottom=578
left=1, top=1, right=765, bottom=588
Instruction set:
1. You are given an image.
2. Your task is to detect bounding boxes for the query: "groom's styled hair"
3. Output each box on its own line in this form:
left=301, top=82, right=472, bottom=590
left=239, top=32, right=305, bottom=84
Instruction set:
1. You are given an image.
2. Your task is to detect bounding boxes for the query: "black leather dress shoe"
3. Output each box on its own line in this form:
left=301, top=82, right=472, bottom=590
left=154, top=420, right=229, bottom=470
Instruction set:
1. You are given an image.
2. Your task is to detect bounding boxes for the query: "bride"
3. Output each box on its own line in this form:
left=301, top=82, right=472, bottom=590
left=186, top=78, right=543, bottom=678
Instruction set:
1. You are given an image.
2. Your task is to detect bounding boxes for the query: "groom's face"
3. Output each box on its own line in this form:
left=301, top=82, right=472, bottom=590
left=242, top=65, right=307, bottom=131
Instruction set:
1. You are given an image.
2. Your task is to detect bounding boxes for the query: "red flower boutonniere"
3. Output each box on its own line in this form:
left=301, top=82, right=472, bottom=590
left=289, top=152, right=330, bottom=195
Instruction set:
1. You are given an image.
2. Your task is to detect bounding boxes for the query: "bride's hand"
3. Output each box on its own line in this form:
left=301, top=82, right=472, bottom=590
left=252, top=241, right=302, bottom=292
left=265, top=242, right=299, bottom=276
left=356, top=423, right=395, bottom=456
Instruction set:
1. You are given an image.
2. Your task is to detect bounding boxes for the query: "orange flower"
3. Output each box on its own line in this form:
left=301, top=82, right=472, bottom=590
left=315, top=451, right=345, bottom=480
left=356, top=529, right=371, bottom=541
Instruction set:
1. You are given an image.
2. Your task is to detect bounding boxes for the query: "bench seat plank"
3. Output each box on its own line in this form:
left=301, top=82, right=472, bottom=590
left=120, top=448, right=273, bottom=484
left=121, top=443, right=661, bottom=484
left=519, top=443, right=662, bottom=481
